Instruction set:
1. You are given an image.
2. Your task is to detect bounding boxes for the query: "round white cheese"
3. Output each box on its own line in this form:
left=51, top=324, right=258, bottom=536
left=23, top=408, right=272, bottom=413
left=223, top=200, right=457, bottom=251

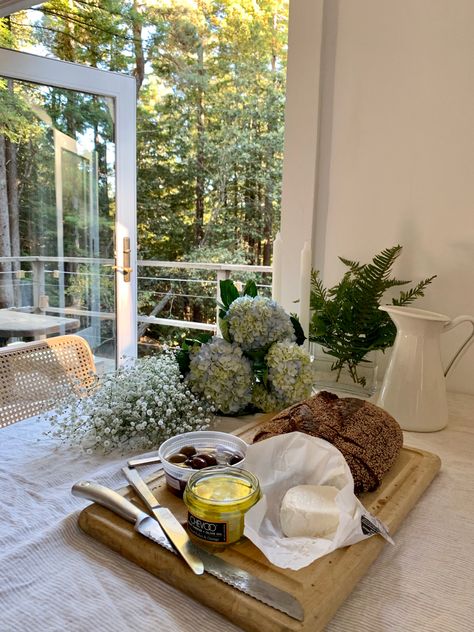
left=280, top=484, right=340, bottom=538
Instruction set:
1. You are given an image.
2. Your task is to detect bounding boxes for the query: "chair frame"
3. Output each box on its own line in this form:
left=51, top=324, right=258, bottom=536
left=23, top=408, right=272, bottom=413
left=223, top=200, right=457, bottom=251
left=0, top=335, right=96, bottom=428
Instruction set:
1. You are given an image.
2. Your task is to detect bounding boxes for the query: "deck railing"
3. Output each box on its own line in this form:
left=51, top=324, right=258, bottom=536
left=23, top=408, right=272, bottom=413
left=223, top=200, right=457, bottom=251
left=0, top=256, right=272, bottom=337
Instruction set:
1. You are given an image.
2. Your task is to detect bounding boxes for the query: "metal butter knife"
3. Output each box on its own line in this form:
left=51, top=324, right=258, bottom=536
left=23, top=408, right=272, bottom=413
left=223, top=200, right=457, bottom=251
left=122, top=465, right=204, bottom=575
left=72, top=480, right=304, bottom=622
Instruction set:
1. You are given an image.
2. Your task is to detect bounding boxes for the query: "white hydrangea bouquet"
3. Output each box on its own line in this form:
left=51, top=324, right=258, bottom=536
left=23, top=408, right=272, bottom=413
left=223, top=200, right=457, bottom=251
left=46, top=354, right=213, bottom=453
left=178, top=280, right=314, bottom=415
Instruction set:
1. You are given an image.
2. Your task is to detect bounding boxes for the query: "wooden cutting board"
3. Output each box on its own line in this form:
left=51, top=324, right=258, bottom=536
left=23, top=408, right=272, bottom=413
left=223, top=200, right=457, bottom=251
left=78, top=417, right=441, bottom=632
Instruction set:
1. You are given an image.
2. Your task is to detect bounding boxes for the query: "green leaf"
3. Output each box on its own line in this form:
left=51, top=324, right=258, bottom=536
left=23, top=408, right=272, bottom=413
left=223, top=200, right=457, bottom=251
left=175, top=331, right=213, bottom=376
left=392, top=276, right=437, bottom=305
left=184, top=332, right=213, bottom=346
left=243, top=280, right=258, bottom=297
left=175, top=347, right=191, bottom=376
left=290, top=315, right=306, bottom=346
left=219, top=279, right=240, bottom=310
left=219, top=317, right=231, bottom=342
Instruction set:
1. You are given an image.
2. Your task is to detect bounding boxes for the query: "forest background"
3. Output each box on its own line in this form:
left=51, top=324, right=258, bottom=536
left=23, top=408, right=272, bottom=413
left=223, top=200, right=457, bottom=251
left=0, top=0, right=288, bottom=339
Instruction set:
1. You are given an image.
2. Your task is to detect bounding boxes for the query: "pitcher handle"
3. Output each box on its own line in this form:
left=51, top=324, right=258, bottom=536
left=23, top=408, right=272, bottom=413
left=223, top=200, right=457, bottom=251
left=443, top=315, right=474, bottom=377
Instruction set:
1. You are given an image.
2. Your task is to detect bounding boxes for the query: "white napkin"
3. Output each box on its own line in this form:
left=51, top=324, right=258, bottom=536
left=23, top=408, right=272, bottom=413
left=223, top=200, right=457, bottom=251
left=243, top=431, right=392, bottom=570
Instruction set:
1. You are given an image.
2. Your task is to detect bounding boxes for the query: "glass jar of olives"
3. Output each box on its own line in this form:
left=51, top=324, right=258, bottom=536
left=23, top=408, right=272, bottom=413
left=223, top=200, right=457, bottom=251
left=158, top=431, right=248, bottom=497
left=183, top=466, right=261, bottom=548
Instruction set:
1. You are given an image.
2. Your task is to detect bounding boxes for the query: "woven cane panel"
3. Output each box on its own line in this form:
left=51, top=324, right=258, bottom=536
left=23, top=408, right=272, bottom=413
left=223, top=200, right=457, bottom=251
left=0, top=335, right=96, bottom=428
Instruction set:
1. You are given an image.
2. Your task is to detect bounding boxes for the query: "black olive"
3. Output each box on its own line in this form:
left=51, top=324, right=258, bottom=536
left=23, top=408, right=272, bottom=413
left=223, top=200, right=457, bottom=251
left=181, top=445, right=197, bottom=458
left=228, top=453, right=243, bottom=466
left=201, top=452, right=217, bottom=466
left=190, top=456, right=208, bottom=469
left=168, top=452, right=187, bottom=464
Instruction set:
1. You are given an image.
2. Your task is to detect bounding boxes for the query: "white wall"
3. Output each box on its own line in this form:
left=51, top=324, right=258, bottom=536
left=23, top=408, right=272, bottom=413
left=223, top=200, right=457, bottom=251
left=282, top=0, right=474, bottom=395
left=279, top=0, right=323, bottom=317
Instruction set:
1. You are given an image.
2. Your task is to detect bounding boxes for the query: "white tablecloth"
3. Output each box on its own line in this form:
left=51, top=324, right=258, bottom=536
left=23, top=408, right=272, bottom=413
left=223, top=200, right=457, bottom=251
left=1, top=393, right=473, bottom=632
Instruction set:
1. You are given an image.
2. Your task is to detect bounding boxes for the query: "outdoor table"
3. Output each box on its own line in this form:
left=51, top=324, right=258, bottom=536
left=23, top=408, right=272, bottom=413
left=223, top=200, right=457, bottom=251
left=0, top=393, right=473, bottom=631
left=0, top=309, right=80, bottom=345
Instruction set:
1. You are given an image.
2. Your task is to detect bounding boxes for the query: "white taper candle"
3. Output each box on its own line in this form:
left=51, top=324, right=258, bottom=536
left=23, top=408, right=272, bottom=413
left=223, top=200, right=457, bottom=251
left=299, top=241, right=311, bottom=345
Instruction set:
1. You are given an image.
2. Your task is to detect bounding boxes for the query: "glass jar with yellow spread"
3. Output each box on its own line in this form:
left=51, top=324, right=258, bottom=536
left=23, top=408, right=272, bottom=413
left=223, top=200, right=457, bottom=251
left=183, top=466, right=261, bottom=548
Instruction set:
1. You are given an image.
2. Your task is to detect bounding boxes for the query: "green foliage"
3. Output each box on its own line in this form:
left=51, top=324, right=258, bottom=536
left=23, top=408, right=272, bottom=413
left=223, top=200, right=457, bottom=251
left=309, top=245, right=436, bottom=385
left=134, top=0, right=287, bottom=264
left=218, top=279, right=242, bottom=315
left=0, top=80, right=41, bottom=143
left=3, top=2, right=288, bottom=341
left=175, top=331, right=213, bottom=375
left=290, top=315, right=306, bottom=346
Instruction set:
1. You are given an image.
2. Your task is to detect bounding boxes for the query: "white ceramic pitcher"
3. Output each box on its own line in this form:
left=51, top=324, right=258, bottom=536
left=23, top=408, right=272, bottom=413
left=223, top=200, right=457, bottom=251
left=377, top=306, right=474, bottom=432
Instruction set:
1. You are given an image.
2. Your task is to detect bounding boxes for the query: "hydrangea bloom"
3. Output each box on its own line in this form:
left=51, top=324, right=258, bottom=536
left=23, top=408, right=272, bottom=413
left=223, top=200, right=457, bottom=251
left=267, top=341, right=314, bottom=401
left=46, top=354, right=213, bottom=453
left=251, top=383, right=282, bottom=413
left=252, top=341, right=314, bottom=412
left=187, top=337, right=254, bottom=414
left=225, top=295, right=295, bottom=352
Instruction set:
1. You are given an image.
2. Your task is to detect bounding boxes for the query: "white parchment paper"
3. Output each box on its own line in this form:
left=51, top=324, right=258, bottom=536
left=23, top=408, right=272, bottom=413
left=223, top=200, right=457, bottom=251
left=243, top=431, right=391, bottom=570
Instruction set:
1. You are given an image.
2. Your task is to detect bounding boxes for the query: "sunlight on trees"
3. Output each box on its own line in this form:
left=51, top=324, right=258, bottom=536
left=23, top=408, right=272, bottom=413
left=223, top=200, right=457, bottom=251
left=0, top=0, right=288, bottom=339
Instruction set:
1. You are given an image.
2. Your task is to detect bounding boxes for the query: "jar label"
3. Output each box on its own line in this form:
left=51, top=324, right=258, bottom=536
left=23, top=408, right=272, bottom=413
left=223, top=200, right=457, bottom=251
left=187, top=512, right=227, bottom=543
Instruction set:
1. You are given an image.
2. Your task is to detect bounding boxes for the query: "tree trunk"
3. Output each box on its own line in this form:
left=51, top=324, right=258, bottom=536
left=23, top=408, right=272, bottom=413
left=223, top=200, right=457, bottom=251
left=132, top=0, right=145, bottom=97
left=194, top=40, right=205, bottom=246
left=0, top=135, right=14, bottom=307
left=6, top=137, right=21, bottom=306
left=191, top=39, right=206, bottom=322
left=244, top=166, right=257, bottom=264
left=262, top=192, right=273, bottom=266
left=262, top=12, right=278, bottom=267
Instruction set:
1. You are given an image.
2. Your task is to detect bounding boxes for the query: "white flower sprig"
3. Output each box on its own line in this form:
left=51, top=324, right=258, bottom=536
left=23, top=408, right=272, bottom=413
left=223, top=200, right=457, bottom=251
left=46, top=354, right=213, bottom=453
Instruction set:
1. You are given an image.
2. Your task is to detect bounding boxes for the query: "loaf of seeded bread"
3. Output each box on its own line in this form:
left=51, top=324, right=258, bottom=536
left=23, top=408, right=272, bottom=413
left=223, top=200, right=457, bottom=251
left=253, top=391, right=403, bottom=494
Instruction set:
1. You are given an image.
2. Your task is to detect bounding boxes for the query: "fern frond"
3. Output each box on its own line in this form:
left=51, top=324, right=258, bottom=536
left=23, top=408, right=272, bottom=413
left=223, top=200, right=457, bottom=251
left=310, top=270, right=327, bottom=310
left=392, top=275, right=437, bottom=305
left=309, top=244, right=436, bottom=383
left=371, top=245, right=402, bottom=274
left=339, top=256, right=364, bottom=273
left=383, top=277, right=411, bottom=288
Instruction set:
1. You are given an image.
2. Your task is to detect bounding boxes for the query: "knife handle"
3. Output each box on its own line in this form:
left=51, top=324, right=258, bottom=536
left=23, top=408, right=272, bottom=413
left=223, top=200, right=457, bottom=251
left=72, top=480, right=148, bottom=524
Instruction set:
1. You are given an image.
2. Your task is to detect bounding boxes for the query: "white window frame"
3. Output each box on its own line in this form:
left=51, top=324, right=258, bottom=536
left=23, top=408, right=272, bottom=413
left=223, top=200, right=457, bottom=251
left=0, top=1, right=35, bottom=14
left=0, top=47, right=137, bottom=362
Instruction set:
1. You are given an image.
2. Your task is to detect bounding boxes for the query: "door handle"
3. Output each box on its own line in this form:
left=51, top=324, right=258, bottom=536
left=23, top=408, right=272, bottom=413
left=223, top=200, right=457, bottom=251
left=108, top=237, right=132, bottom=282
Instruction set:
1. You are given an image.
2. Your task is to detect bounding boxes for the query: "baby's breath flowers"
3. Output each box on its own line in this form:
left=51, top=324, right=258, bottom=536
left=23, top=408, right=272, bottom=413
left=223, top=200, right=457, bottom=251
left=184, top=279, right=314, bottom=415
left=46, top=354, right=213, bottom=453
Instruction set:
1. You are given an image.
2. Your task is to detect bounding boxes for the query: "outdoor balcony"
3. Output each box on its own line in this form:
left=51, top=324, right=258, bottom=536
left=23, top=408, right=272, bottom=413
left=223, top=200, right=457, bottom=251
left=0, top=254, right=272, bottom=370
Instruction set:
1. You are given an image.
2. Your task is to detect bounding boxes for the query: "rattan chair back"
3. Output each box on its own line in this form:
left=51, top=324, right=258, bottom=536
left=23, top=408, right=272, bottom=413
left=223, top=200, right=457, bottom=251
left=0, top=335, right=96, bottom=428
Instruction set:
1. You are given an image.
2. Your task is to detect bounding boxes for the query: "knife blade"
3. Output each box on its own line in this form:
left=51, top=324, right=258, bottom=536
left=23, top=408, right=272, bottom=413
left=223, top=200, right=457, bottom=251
left=72, top=480, right=304, bottom=622
left=122, top=465, right=204, bottom=575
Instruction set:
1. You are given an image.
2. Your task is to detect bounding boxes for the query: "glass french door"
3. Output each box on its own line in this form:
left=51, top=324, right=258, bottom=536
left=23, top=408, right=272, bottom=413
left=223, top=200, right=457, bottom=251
left=0, top=48, right=137, bottom=369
